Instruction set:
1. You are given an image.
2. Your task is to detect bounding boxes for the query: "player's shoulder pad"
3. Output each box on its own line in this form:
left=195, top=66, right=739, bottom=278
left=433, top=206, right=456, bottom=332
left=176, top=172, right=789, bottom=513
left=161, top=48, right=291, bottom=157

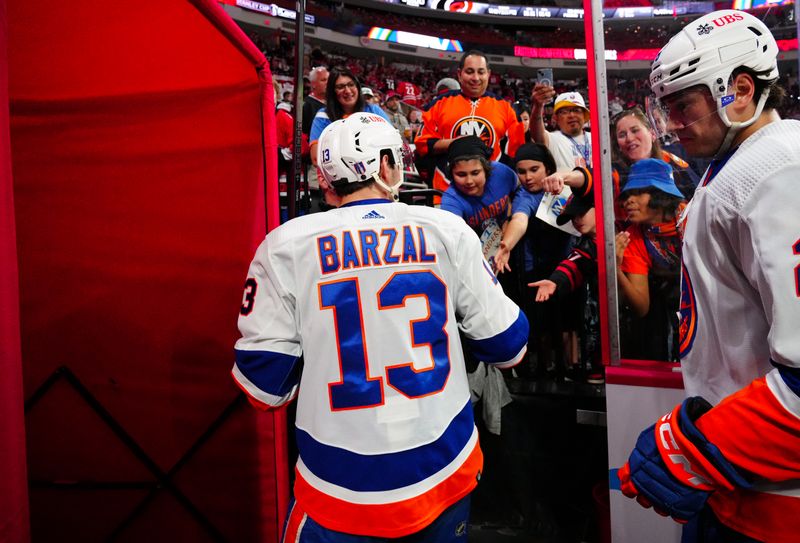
left=266, top=212, right=328, bottom=246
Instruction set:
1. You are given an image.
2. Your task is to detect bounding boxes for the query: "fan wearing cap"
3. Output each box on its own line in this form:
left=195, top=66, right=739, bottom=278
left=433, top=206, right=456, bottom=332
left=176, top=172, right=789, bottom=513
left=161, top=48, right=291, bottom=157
left=415, top=50, right=528, bottom=193
left=309, top=66, right=390, bottom=166
left=382, top=90, right=411, bottom=141
left=530, top=85, right=592, bottom=171
left=361, top=86, right=378, bottom=105
left=618, top=11, right=800, bottom=541
left=615, top=158, right=684, bottom=344
left=439, top=136, right=523, bottom=267
left=436, top=77, right=461, bottom=96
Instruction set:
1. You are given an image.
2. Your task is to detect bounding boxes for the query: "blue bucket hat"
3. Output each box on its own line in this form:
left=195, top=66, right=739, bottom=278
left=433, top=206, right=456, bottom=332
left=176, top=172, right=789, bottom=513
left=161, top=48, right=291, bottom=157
left=621, top=158, right=684, bottom=199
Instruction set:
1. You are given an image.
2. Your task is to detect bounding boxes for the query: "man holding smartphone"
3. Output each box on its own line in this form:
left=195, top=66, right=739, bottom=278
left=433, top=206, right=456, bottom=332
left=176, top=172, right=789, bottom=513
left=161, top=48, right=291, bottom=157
left=530, top=82, right=592, bottom=170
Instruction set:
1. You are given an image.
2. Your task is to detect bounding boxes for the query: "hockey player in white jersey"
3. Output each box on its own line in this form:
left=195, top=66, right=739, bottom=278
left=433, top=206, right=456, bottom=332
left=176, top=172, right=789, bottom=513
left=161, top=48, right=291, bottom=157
left=233, top=112, right=528, bottom=542
left=618, top=10, right=800, bottom=542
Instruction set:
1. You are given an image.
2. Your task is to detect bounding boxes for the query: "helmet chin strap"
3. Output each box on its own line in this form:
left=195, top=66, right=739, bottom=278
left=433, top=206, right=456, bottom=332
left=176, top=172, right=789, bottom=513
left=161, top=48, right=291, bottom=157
left=372, top=170, right=404, bottom=202
left=714, top=89, right=770, bottom=157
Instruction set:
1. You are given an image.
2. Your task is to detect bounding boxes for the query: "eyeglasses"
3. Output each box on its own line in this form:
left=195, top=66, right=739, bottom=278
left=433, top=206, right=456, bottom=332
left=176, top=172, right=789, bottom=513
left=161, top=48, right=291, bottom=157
left=557, top=107, right=585, bottom=116
left=334, top=82, right=357, bottom=92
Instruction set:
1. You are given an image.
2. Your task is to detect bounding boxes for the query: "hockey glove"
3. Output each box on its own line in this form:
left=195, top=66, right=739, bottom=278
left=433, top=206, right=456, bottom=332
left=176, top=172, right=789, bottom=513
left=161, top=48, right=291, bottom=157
left=618, top=397, right=751, bottom=523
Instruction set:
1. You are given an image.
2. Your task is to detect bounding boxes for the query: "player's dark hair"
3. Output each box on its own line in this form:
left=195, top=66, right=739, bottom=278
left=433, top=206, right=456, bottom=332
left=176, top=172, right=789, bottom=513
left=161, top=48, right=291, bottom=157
left=333, top=179, right=373, bottom=197
left=326, top=66, right=365, bottom=122
left=730, top=66, right=785, bottom=111
left=332, top=149, right=398, bottom=197
left=448, top=155, right=492, bottom=180
left=458, top=50, right=489, bottom=71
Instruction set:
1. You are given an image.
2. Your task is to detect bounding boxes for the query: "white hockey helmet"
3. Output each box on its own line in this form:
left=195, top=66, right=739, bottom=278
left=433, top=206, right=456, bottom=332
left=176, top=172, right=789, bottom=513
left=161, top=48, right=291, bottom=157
left=650, top=10, right=778, bottom=101
left=317, top=112, right=404, bottom=199
left=649, top=10, right=778, bottom=154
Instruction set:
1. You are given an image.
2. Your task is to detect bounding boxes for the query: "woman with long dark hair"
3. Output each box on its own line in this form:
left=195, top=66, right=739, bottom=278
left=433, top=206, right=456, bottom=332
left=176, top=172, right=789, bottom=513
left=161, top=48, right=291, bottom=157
left=309, top=66, right=389, bottom=165
left=612, top=107, right=699, bottom=204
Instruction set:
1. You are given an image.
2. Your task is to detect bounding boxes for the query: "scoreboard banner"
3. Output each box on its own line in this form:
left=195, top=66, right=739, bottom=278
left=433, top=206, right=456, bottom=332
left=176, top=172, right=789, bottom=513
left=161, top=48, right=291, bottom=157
left=382, top=0, right=715, bottom=20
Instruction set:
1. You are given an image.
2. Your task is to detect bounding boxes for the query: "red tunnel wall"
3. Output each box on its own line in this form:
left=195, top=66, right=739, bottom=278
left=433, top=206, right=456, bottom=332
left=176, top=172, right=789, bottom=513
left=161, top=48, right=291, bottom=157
left=6, top=0, right=286, bottom=540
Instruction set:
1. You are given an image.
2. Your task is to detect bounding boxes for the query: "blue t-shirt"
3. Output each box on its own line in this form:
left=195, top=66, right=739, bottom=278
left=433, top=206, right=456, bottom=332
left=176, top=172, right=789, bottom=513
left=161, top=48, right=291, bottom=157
left=510, top=188, right=544, bottom=218
left=440, top=161, right=521, bottom=238
left=509, top=187, right=575, bottom=274
left=309, top=103, right=390, bottom=143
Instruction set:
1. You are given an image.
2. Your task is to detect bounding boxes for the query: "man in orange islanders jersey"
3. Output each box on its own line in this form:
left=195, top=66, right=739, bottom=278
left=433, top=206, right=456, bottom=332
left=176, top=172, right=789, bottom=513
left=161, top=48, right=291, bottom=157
left=617, top=10, right=800, bottom=543
left=232, top=112, right=528, bottom=542
left=416, top=50, right=528, bottom=193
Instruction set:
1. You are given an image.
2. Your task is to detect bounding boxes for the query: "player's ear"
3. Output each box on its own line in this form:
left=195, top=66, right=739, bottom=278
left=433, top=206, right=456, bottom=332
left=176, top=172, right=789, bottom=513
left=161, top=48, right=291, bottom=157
left=732, top=72, right=756, bottom=105
left=378, top=154, right=392, bottom=178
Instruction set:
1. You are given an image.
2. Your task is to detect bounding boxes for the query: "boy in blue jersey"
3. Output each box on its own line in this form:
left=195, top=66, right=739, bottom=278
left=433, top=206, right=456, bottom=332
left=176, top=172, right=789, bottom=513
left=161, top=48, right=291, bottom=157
left=439, top=136, right=523, bottom=269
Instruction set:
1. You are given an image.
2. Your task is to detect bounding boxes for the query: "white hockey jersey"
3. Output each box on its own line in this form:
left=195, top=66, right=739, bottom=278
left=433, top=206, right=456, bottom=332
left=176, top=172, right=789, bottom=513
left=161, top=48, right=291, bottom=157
left=233, top=198, right=528, bottom=537
left=677, top=120, right=800, bottom=543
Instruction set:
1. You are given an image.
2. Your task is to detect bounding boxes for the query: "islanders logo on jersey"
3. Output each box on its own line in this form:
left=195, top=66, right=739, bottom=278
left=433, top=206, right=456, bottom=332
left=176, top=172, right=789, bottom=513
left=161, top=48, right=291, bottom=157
left=678, top=264, right=698, bottom=358
left=451, top=116, right=497, bottom=154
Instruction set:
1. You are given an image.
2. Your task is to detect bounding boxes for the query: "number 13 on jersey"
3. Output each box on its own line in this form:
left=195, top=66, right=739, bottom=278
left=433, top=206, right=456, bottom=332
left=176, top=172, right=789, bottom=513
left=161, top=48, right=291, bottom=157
left=319, top=270, right=450, bottom=411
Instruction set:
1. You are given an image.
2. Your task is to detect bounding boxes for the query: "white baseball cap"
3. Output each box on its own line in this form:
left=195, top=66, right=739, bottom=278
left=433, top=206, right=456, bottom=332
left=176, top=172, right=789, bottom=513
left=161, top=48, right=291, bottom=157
left=554, top=92, right=589, bottom=121
left=361, top=87, right=375, bottom=97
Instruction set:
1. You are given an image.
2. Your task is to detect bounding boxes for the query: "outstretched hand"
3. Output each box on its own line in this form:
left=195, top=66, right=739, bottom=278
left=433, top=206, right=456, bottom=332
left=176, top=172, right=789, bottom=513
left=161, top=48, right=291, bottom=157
left=493, top=243, right=512, bottom=274
left=528, top=279, right=557, bottom=302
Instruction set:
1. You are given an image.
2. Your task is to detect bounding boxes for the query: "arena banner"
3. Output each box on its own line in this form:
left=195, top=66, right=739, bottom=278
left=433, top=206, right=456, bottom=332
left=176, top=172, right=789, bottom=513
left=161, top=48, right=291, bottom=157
left=8, top=0, right=285, bottom=540
left=380, top=0, right=715, bottom=19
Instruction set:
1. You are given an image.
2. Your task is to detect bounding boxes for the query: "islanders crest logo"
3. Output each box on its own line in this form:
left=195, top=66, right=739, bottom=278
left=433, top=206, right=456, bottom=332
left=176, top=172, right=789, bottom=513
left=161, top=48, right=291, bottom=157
left=678, top=264, right=698, bottom=358
left=451, top=116, right=496, bottom=153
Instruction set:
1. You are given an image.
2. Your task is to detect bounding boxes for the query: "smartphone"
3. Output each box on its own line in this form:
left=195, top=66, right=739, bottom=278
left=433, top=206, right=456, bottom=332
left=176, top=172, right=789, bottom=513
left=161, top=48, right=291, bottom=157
left=536, top=68, right=554, bottom=88
left=536, top=68, right=554, bottom=104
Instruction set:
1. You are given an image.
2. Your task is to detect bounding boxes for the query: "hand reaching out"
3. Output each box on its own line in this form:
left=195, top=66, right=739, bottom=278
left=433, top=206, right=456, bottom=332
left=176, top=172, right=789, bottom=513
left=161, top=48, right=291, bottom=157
left=493, top=242, right=511, bottom=274
left=528, top=279, right=557, bottom=302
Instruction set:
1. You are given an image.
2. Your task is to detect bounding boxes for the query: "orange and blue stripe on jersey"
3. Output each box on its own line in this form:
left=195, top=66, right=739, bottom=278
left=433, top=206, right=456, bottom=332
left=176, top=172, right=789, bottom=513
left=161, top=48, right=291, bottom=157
left=232, top=349, right=301, bottom=409
left=694, top=367, right=800, bottom=543
left=463, top=308, right=528, bottom=369
left=292, top=400, right=483, bottom=538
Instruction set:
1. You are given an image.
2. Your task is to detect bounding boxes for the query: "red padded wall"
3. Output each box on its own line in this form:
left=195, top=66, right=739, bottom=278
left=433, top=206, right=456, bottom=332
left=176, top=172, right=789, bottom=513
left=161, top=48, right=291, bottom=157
left=8, top=0, right=286, bottom=540
left=1, top=0, right=31, bottom=540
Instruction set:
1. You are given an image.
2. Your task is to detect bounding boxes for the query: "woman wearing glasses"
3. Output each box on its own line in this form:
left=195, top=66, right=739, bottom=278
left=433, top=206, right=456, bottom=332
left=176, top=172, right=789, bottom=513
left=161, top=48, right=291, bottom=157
left=309, top=67, right=390, bottom=165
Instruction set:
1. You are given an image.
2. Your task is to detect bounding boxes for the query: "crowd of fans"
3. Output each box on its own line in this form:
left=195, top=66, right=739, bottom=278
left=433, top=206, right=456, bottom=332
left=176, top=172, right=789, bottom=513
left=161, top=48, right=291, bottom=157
left=252, top=0, right=800, bottom=379
left=248, top=4, right=800, bottom=535
left=258, top=20, right=800, bottom=379
left=263, top=0, right=797, bottom=53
